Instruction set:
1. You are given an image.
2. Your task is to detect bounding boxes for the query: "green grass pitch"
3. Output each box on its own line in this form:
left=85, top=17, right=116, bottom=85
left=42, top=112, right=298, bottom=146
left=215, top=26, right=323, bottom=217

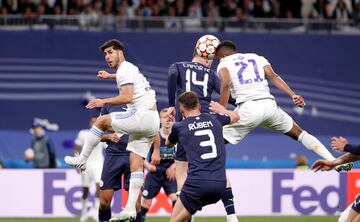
left=0, top=216, right=338, bottom=222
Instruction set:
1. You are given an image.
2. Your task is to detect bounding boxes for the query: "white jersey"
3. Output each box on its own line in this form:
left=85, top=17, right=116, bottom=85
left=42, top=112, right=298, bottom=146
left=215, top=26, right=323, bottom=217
left=116, top=61, right=156, bottom=111
left=75, top=129, right=105, bottom=165
left=217, top=53, right=274, bottom=104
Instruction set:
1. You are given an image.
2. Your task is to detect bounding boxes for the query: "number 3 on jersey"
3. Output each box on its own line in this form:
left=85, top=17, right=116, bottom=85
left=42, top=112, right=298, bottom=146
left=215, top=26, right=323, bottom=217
left=186, top=69, right=209, bottom=97
left=235, top=59, right=263, bottom=85
left=194, top=129, right=217, bottom=159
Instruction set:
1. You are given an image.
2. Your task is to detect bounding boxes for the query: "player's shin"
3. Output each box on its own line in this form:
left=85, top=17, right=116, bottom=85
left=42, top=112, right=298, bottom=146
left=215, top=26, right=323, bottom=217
left=140, top=207, right=149, bottom=222
left=298, top=131, right=335, bottom=161
left=80, top=126, right=104, bottom=162
left=125, top=172, right=144, bottom=211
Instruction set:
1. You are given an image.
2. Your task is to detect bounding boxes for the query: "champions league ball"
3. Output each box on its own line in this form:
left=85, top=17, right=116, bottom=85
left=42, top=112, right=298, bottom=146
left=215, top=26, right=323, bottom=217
left=195, top=35, right=220, bottom=60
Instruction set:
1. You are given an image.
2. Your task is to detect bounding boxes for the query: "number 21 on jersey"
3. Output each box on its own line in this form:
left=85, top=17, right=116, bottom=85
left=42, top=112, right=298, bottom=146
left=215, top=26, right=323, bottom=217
left=186, top=69, right=209, bottom=97
left=235, top=59, right=263, bottom=85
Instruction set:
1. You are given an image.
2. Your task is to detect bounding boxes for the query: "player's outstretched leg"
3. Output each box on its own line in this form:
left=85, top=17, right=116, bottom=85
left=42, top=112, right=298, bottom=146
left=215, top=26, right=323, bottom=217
left=221, top=178, right=238, bottom=222
left=285, top=122, right=352, bottom=172
left=171, top=197, right=192, bottom=222
left=111, top=153, right=145, bottom=221
left=65, top=115, right=113, bottom=170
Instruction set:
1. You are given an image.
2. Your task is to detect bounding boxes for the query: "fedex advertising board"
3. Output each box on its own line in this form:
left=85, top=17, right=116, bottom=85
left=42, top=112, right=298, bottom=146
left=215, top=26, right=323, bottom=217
left=0, top=169, right=359, bottom=217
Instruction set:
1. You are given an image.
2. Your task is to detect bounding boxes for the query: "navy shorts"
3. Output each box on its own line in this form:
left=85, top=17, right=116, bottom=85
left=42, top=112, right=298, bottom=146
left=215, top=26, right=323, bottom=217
left=175, top=142, right=187, bottom=161
left=142, top=167, right=177, bottom=199
left=100, top=154, right=130, bottom=191
left=352, top=194, right=360, bottom=213
left=180, top=179, right=226, bottom=215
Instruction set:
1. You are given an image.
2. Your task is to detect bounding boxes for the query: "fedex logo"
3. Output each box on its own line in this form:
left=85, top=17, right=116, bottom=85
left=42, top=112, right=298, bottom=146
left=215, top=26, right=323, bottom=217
left=43, top=172, right=122, bottom=215
left=272, top=172, right=360, bottom=215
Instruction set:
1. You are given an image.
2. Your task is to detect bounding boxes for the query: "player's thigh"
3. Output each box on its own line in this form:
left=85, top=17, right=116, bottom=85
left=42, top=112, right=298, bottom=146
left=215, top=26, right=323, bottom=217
left=143, top=173, right=163, bottom=199
left=100, top=155, right=129, bottom=191
left=99, top=189, right=114, bottom=209
left=260, top=101, right=293, bottom=134
left=175, top=160, right=188, bottom=190
left=111, top=110, right=159, bottom=136
left=127, top=134, right=156, bottom=159
left=347, top=209, right=360, bottom=222
left=223, top=102, right=262, bottom=144
left=171, top=197, right=192, bottom=222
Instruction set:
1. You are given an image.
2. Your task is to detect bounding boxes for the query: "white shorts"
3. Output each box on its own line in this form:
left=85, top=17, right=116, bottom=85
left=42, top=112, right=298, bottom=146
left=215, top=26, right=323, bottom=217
left=224, top=99, right=293, bottom=144
left=110, top=109, right=160, bottom=158
left=82, top=163, right=103, bottom=187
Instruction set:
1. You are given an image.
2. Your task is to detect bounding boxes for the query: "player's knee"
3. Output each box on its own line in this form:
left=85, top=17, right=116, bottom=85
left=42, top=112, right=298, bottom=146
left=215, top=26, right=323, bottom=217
left=99, top=197, right=111, bottom=210
left=142, top=198, right=152, bottom=209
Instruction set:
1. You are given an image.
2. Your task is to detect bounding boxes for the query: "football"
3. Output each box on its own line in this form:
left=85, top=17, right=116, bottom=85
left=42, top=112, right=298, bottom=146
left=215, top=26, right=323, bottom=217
left=195, top=35, right=220, bottom=60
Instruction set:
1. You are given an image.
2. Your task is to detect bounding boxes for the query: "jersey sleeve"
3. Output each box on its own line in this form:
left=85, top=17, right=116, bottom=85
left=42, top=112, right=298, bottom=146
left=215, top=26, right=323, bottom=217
left=116, top=63, right=136, bottom=88
left=257, top=55, right=271, bottom=68
left=213, top=113, right=231, bottom=126
left=100, top=106, right=108, bottom=116
left=344, top=144, right=360, bottom=155
left=74, top=131, right=84, bottom=146
left=168, top=63, right=179, bottom=107
left=168, top=124, right=179, bottom=144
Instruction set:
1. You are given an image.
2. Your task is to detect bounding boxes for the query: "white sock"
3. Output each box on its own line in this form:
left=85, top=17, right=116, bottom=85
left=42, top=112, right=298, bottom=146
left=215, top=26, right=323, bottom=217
left=125, top=172, right=144, bottom=210
left=79, top=126, right=103, bottom=162
left=81, top=198, right=88, bottom=217
left=94, top=197, right=100, bottom=218
left=298, top=131, right=335, bottom=161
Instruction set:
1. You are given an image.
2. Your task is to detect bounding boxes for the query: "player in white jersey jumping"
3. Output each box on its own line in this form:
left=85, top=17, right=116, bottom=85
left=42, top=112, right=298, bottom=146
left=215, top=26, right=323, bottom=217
left=74, top=117, right=106, bottom=222
left=64, top=39, right=160, bottom=221
left=212, top=40, right=352, bottom=172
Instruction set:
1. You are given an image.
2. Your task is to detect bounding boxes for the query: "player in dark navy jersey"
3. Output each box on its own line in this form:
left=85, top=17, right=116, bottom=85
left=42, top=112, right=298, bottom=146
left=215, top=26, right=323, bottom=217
left=140, top=108, right=177, bottom=222
left=167, top=35, right=238, bottom=222
left=98, top=105, right=142, bottom=222
left=166, top=92, right=239, bottom=222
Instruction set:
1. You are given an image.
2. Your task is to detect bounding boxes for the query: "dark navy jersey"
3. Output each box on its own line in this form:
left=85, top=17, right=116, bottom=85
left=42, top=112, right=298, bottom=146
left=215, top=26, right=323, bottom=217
left=148, top=133, right=175, bottom=169
left=168, top=113, right=230, bottom=181
left=168, top=62, right=220, bottom=117
left=100, top=105, right=129, bottom=156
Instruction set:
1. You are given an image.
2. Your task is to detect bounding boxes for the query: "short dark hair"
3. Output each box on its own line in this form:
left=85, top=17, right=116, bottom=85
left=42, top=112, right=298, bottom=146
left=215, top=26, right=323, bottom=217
left=100, top=39, right=125, bottom=52
left=216, top=40, right=237, bottom=53
left=178, top=91, right=199, bottom=110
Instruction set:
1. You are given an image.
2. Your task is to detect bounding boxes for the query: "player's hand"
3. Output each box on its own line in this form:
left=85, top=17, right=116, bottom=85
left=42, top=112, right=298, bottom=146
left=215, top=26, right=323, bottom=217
left=311, top=159, right=336, bottom=172
left=166, top=164, right=175, bottom=182
left=147, top=164, right=157, bottom=172
left=209, top=101, right=226, bottom=114
left=76, top=168, right=82, bottom=174
left=166, top=107, right=176, bottom=122
left=109, top=134, right=120, bottom=143
left=331, top=137, right=348, bottom=152
left=150, top=150, right=160, bottom=166
left=97, top=70, right=111, bottom=79
left=86, top=99, right=105, bottom=109
left=292, top=95, right=305, bottom=108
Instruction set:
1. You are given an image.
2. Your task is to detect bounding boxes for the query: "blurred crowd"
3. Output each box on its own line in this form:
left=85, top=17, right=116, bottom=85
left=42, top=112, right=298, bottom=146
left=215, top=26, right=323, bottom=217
left=0, top=0, right=359, bottom=21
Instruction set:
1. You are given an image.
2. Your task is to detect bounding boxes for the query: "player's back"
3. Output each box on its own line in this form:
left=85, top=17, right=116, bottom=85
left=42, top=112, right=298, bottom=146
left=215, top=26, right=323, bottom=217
left=169, top=113, right=227, bottom=182
left=116, top=61, right=156, bottom=111
left=170, top=61, right=218, bottom=114
left=217, top=53, right=274, bottom=104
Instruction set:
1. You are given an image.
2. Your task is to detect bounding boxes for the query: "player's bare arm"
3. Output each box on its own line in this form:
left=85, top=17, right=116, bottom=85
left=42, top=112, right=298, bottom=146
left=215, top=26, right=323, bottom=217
left=166, top=107, right=176, bottom=122
left=144, top=160, right=157, bottom=172
left=166, top=163, right=176, bottom=182
left=86, top=85, right=134, bottom=109
left=151, top=133, right=161, bottom=165
left=218, top=67, right=231, bottom=107
left=312, top=153, right=360, bottom=172
left=101, top=134, right=120, bottom=143
left=209, top=101, right=240, bottom=123
left=97, top=70, right=116, bottom=80
left=264, top=66, right=305, bottom=108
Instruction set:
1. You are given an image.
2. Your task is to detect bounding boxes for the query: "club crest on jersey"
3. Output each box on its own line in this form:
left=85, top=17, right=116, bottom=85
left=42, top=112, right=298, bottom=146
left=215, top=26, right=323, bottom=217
left=188, top=121, right=213, bottom=131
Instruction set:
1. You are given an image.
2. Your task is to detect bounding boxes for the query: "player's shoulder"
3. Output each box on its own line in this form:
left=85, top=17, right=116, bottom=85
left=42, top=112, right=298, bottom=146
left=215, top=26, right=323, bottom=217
left=119, top=60, right=138, bottom=72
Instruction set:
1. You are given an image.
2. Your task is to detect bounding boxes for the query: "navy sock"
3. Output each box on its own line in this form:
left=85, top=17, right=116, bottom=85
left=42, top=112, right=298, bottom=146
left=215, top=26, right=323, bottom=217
left=139, top=207, right=148, bottom=222
left=221, top=187, right=235, bottom=215
left=99, top=208, right=111, bottom=221
left=132, top=211, right=142, bottom=222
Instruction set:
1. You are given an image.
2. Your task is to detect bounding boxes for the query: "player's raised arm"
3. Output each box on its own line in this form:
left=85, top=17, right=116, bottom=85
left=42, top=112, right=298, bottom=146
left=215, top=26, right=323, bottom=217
left=264, top=66, right=305, bottom=108
left=167, top=63, right=179, bottom=120
left=218, top=67, right=231, bottom=107
left=97, top=70, right=116, bottom=80
left=209, top=101, right=239, bottom=123
left=312, top=153, right=360, bottom=172
left=86, top=85, right=134, bottom=109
